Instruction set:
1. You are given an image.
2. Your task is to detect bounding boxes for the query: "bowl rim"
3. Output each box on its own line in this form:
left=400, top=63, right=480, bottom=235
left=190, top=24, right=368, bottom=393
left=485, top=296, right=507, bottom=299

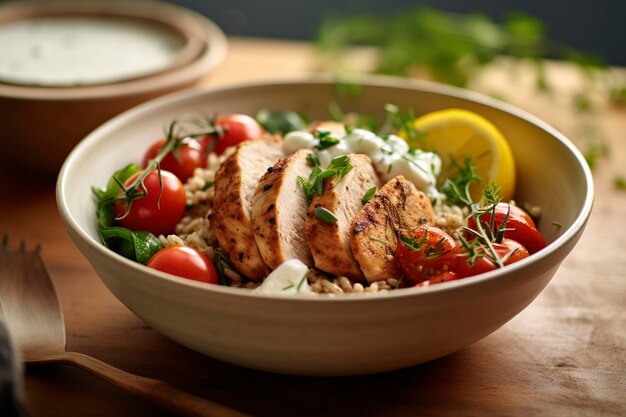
left=56, top=75, right=595, bottom=303
left=0, top=1, right=228, bottom=100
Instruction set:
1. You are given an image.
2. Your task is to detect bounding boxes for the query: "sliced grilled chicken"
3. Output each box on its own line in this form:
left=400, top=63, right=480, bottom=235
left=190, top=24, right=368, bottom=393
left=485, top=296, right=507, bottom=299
left=252, top=148, right=315, bottom=269
left=306, top=154, right=380, bottom=279
left=349, top=175, right=436, bottom=282
left=211, top=138, right=284, bottom=281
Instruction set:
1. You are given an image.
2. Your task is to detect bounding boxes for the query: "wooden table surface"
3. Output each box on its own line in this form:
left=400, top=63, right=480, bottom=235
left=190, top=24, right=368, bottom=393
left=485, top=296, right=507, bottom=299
left=1, top=38, right=625, bottom=417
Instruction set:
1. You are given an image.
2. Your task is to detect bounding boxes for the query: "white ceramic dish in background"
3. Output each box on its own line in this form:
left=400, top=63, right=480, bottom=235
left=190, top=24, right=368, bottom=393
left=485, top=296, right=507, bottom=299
left=0, top=1, right=227, bottom=174
left=57, top=78, right=593, bottom=376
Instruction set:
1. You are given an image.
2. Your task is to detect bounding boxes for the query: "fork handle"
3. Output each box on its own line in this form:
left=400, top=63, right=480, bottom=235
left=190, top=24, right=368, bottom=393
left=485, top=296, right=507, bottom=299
left=32, top=351, right=252, bottom=417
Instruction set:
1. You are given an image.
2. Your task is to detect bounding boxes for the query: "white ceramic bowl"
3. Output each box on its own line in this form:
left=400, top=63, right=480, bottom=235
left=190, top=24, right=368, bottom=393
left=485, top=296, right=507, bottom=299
left=57, top=78, right=593, bottom=376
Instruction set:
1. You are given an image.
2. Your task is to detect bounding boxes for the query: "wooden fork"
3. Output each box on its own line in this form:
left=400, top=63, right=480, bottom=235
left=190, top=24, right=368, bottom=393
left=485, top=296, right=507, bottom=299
left=0, top=235, right=252, bottom=417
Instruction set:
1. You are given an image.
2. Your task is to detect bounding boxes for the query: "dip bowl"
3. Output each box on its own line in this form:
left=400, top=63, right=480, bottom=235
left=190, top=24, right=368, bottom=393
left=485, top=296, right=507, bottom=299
left=57, top=78, right=593, bottom=376
left=0, top=1, right=227, bottom=174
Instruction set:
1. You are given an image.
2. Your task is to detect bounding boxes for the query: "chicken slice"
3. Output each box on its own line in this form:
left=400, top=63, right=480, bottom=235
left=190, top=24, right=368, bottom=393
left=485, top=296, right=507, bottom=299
left=306, top=154, right=380, bottom=279
left=349, top=175, right=436, bottom=282
left=211, top=138, right=284, bottom=281
left=252, top=148, right=314, bottom=269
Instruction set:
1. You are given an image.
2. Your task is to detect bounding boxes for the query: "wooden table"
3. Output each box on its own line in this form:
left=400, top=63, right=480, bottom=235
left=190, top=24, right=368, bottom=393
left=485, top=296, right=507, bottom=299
left=1, top=38, right=625, bottom=417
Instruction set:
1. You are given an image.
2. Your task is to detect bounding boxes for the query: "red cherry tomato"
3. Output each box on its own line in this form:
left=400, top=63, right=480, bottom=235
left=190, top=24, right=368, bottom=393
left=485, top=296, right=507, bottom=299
left=147, top=246, right=218, bottom=284
left=142, top=138, right=205, bottom=182
left=452, top=238, right=529, bottom=278
left=467, top=203, right=545, bottom=254
left=115, top=170, right=186, bottom=236
left=396, top=226, right=460, bottom=285
left=415, top=271, right=460, bottom=287
left=202, top=114, right=265, bottom=155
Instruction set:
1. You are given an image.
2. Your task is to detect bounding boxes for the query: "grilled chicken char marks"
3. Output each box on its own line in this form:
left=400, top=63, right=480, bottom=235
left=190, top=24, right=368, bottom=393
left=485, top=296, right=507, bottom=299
left=349, top=175, right=436, bottom=282
left=252, top=149, right=315, bottom=269
left=211, top=138, right=284, bottom=281
left=306, top=154, right=380, bottom=279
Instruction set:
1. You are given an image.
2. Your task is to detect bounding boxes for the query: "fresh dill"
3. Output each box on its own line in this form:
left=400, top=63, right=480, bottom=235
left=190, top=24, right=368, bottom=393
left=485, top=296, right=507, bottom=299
left=441, top=156, right=480, bottom=207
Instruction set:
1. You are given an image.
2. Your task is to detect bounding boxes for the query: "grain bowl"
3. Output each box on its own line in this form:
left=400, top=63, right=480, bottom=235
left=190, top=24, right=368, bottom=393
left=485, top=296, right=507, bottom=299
left=57, top=78, right=593, bottom=376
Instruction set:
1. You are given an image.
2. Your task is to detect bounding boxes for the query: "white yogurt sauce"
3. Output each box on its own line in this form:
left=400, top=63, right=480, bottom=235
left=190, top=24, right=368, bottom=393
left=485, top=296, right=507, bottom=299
left=283, top=128, right=442, bottom=196
left=253, top=259, right=313, bottom=296
left=0, top=17, right=183, bottom=86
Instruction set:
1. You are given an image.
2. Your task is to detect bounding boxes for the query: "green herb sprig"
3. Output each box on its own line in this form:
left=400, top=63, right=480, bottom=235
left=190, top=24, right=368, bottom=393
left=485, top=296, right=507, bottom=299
left=441, top=156, right=481, bottom=208
left=297, top=155, right=353, bottom=204
left=458, top=183, right=511, bottom=269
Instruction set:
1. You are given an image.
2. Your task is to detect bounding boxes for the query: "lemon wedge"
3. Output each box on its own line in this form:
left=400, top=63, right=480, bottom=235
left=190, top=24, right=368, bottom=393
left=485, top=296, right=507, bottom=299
left=404, top=108, right=516, bottom=202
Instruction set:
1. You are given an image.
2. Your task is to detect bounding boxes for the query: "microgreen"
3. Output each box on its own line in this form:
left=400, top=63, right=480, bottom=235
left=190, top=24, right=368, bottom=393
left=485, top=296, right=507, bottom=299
left=614, top=176, right=626, bottom=190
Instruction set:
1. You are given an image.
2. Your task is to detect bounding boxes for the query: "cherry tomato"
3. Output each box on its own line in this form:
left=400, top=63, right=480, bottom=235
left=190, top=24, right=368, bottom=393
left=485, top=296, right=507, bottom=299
left=142, top=138, right=205, bottom=182
left=416, top=271, right=460, bottom=287
left=115, top=170, right=186, bottom=236
left=467, top=203, right=546, bottom=254
left=452, top=238, right=529, bottom=278
left=147, top=246, right=218, bottom=283
left=202, top=114, right=265, bottom=155
left=396, top=226, right=460, bottom=285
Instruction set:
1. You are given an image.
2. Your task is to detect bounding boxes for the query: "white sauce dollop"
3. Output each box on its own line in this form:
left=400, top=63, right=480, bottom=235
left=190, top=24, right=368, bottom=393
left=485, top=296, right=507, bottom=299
left=0, top=17, right=182, bottom=86
left=283, top=128, right=441, bottom=196
left=252, top=259, right=313, bottom=296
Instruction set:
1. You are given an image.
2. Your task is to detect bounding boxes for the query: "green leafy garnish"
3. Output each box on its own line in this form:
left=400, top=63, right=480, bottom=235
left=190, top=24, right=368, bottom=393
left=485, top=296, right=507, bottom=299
left=297, top=155, right=352, bottom=204
left=362, top=187, right=377, bottom=204
left=458, top=183, right=506, bottom=268
left=379, top=104, right=424, bottom=146
left=213, top=248, right=233, bottom=286
left=314, top=207, right=338, bottom=223
left=441, top=157, right=480, bottom=207
left=297, top=165, right=323, bottom=204
left=314, top=130, right=341, bottom=150
left=614, top=176, right=626, bottom=190
left=99, top=227, right=163, bottom=264
left=201, top=180, right=214, bottom=191
left=92, top=164, right=142, bottom=229
left=256, top=109, right=308, bottom=134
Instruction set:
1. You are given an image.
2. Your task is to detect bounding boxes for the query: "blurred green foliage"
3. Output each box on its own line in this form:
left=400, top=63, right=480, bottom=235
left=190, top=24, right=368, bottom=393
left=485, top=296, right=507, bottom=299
left=317, top=7, right=606, bottom=89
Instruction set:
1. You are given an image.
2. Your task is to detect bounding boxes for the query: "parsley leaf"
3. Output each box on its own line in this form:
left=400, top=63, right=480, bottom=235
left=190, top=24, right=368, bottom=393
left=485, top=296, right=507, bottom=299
left=314, top=130, right=340, bottom=150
